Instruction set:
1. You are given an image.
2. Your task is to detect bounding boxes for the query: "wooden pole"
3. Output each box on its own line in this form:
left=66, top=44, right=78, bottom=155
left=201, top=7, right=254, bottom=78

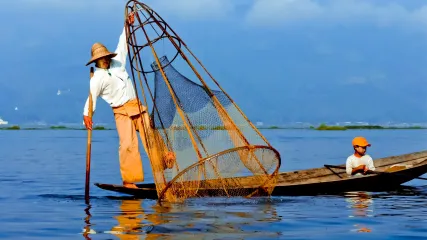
left=85, top=67, right=94, bottom=203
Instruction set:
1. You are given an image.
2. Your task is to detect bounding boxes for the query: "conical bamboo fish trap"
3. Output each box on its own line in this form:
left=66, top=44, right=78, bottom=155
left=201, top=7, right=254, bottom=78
left=123, top=0, right=281, bottom=203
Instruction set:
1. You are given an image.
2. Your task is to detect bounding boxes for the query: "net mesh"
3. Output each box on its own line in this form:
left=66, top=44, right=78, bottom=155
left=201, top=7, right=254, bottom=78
left=124, top=1, right=281, bottom=203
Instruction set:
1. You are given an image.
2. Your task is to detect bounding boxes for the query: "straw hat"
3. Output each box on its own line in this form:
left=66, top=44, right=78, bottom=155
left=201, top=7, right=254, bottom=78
left=85, top=42, right=117, bottom=66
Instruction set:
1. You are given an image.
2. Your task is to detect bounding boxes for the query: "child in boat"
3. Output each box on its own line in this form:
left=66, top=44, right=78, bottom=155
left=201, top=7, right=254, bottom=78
left=346, top=136, right=375, bottom=176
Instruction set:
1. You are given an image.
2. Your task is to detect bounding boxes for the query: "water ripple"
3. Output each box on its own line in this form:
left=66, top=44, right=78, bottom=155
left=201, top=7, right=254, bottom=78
left=1, top=130, right=427, bottom=239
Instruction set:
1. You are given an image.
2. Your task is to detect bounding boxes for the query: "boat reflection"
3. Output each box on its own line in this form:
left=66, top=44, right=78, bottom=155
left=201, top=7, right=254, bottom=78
left=82, top=199, right=171, bottom=239
left=82, top=197, right=282, bottom=239
left=108, top=199, right=172, bottom=240
left=345, top=191, right=373, bottom=233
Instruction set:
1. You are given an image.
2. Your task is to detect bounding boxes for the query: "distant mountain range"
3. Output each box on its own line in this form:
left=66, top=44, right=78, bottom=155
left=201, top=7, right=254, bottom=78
left=1, top=67, right=426, bottom=126
left=1, top=85, right=426, bottom=127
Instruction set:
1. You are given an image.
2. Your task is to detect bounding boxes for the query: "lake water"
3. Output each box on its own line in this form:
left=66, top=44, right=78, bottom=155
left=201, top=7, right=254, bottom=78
left=1, top=129, right=426, bottom=239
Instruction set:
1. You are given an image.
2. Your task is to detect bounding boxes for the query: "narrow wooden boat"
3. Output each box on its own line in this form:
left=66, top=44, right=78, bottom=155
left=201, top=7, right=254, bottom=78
left=95, top=150, right=427, bottom=198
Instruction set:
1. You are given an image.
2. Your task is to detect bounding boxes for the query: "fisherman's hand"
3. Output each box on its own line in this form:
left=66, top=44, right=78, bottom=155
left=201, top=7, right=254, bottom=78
left=363, top=165, right=369, bottom=174
left=352, top=165, right=366, bottom=175
left=358, top=165, right=366, bottom=171
left=83, top=115, right=93, bottom=130
left=127, top=12, right=135, bottom=25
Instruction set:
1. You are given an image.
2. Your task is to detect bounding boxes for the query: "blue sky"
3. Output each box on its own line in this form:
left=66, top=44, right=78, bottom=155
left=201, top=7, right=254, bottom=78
left=1, top=0, right=427, bottom=125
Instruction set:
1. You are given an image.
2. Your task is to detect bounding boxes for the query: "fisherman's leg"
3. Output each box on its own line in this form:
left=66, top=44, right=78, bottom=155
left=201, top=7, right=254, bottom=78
left=134, top=113, right=164, bottom=170
left=135, top=112, right=176, bottom=170
left=132, top=115, right=151, bottom=160
left=114, top=113, right=144, bottom=188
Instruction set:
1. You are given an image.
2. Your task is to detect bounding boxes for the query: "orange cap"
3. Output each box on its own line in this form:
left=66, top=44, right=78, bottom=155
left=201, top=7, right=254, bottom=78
left=352, top=136, right=371, bottom=147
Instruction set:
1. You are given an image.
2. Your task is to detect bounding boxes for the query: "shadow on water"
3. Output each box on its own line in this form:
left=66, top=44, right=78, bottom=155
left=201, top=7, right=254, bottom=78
left=337, top=185, right=427, bottom=234
left=82, top=200, right=156, bottom=240
left=348, top=185, right=427, bottom=198
left=75, top=196, right=286, bottom=239
left=37, top=185, right=427, bottom=239
left=310, top=184, right=427, bottom=198
left=38, top=194, right=147, bottom=201
left=344, top=191, right=375, bottom=233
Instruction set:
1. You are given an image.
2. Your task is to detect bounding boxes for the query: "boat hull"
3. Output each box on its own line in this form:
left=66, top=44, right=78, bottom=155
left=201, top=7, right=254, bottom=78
left=95, top=150, right=427, bottom=199
left=271, top=161, right=427, bottom=196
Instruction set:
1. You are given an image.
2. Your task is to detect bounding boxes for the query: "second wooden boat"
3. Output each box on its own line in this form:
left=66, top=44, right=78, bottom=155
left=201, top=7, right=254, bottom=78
left=95, top=150, right=427, bottom=199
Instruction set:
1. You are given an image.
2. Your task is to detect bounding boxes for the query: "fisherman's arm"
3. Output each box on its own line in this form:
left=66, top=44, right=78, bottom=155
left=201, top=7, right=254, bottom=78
left=346, top=158, right=353, bottom=175
left=83, top=76, right=102, bottom=129
left=111, top=27, right=128, bottom=68
left=111, top=13, right=134, bottom=68
left=367, top=156, right=375, bottom=171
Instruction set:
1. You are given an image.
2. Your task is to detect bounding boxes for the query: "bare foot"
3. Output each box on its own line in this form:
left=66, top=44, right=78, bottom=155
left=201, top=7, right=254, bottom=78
left=123, top=182, right=139, bottom=189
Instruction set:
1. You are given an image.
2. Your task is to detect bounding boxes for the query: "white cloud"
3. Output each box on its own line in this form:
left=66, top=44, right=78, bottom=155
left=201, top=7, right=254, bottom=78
left=247, top=0, right=323, bottom=24
left=314, top=44, right=333, bottom=55
left=17, top=0, right=119, bottom=10
left=15, top=0, right=427, bottom=29
left=346, top=76, right=367, bottom=85
left=144, top=0, right=235, bottom=20
left=17, top=0, right=235, bottom=20
left=245, top=0, right=427, bottom=28
left=344, top=73, right=387, bottom=85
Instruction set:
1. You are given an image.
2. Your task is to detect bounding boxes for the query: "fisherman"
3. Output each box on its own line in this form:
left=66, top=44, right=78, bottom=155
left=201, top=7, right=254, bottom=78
left=82, top=12, right=149, bottom=189
left=346, top=136, right=375, bottom=176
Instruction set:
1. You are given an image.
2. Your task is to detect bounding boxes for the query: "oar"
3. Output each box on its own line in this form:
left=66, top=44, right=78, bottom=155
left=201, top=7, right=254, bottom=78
left=324, top=164, right=346, bottom=170
left=324, top=164, right=427, bottom=180
left=85, top=67, right=94, bottom=203
left=323, top=164, right=344, bottom=178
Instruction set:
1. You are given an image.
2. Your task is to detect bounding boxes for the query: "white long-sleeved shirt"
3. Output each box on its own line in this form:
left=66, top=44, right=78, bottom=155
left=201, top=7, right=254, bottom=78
left=83, top=27, right=137, bottom=116
left=346, top=154, right=375, bottom=176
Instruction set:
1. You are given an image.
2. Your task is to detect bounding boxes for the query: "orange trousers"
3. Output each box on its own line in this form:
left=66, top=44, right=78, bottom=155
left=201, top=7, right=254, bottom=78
left=112, top=99, right=150, bottom=184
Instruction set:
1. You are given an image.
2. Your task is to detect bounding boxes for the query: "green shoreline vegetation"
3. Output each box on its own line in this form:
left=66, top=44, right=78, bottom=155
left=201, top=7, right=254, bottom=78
left=0, top=124, right=425, bottom=131
left=314, top=123, right=425, bottom=131
left=0, top=125, right=112, bottom=130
